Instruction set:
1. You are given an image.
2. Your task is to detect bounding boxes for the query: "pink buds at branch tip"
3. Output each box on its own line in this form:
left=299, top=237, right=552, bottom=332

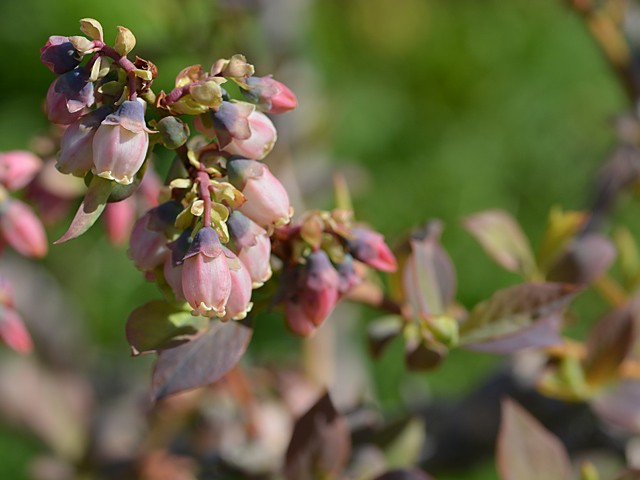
left=245, top=76, right=298, bottom=114
left=0, top=199, right=48, bottom=259
left=181, top=227, right=231, bottom=318
left=0, top=151, right=42, bottom=191
left=349, top=228, right=397, bottom=273
left=92, top=100, right=153, bottom=185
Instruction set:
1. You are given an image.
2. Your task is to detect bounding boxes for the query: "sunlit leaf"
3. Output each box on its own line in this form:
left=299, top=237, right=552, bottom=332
left=497, top=398, right=572, bottom=480
left=151, top=320, right=252, bottom=401
left=463, top=210, right=537, bottom=278
left=460, top=283, right=578, bottom=353
left=126, top=300, right=208, bottom=355
left=284, top=392, right=351, bottom=480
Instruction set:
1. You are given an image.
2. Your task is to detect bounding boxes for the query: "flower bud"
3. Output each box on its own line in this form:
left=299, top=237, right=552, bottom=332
left=227, top=159, right=292, bottom=228
left=222, top=110, right=277, bottom=160
left=92, top=100, right=152, bottom=185
left=349, top=228, right=397, bottom=272
left=223, top=248, right=253, bottom=320
left=0, top=306, right=33, bottom=354
left=46, top=67, right=94, bottom=125
left=0, top=199, right=47, bottom=259
left=181, top=227, right=232, bottom=317
left=244, top=76, right=298, bottom=114
left=336, top=254, right=361, bottom=293
left=156, top=116, right=189, bottom=150
left=128, top=210, right=169, bottom=272
left=227, top=211, right=272, bottom=287
left=0, top=151, right=42, bottom=191
left=163, top=256, right=184, bottom=302
left=40, top=36, right=81, bottom=74
left=57, top=106, right=111, bottom=177
left=103, top=196, right=136, bottom=246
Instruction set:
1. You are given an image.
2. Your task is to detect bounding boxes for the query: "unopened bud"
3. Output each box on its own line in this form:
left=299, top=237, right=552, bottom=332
left=222, top=110, right=277, bottom=160
left=156, top=116, right=189, bottom=150
left=40, top=35, right=81, bottom=74
left=0, top=199, right=48, bottom=259
left=349, top=228, right=397, bottom=272
left=45, top=67, right=94, bottom=125
left=103, top=196, right=136, bottom=246
left=0, top=151, right=42, bottom=191
left=0, top=306, right=33, bottom=354
left=128, top=210, right=169, bottom=271
left=244, top=76, right=298, bottom=114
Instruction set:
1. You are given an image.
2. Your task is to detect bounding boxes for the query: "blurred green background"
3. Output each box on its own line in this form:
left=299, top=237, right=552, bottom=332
left=0, top=0, right=626, bottom=478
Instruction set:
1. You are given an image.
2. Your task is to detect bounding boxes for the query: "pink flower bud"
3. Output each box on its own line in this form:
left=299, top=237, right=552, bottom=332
left=227, top=211, right=272, bottom=286
left=104, top=197, right=136, bottom=246
left=46, top=68, right=94, bottom=125
left=181, top=227, right=232, bottom=317
left=163, top=256, right=184, bottom=302
left=222, top=110, right=277, bottom=160
left=227, top=159, right=292, bottom=228
left=284, top=301, right=316, bottom=337
left=349, top=228, right=397, bottom=272
left=336, top=255, right=361, bottom=293
left=40, top=35, right=81, bottom=74
left=0, top=307, right=33, bottom=354
left=0, top=150, right=42, bottom=191
left=223, top=248, right=253, bottom=320
left=57, top=106, right=111, bottom=177
left=92, top=100, right=152, bottom=185
left=128, top=210, right=169, bottom=272
left=0, top=199, right=48, bottom=259
left=245, top=76, right=298, bottom=114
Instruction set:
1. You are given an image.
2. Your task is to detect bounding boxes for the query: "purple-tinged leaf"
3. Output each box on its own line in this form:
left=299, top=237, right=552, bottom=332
left=497, top=398, right=572, bottom=480
left=54, top=175, right=113, bottom=244
left=460, top=283, right=579, bottom=353
left=367, top=316, right=403, bottom=359
left=583, top=306, right=636, bottom=386
left=547, top=234, right=616, bottom=285
left=284, top=392, right=351, bottom=480
left=402, top=221, right=456, bottom=318
left=126, top=300, right=209, bottom=355
left=373, top=469, right=435, bottom=480
left=151, top=320, right=252, bottom=402
left=463, top=210, right=537, bottom=278
left=592, top=381, right=640, bottom=432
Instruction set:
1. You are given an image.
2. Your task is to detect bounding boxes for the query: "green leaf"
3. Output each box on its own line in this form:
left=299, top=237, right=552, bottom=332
left=460, top=282, right=578, bottom=353
left=54, top=176, right=113, bottom=244
left=463, top=210, right=537, bottom=278
left=126, top=300, right=208, bottom=355
left=497, top=399, right=572, bottom=480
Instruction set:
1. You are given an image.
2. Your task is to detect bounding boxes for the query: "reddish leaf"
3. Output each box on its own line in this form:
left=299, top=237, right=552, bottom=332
left=151, top=320, right=252, bottom=401
left=284, top=392, right=351, bottom=480
left=592, top=381, right=640, bottom=432
left=374, top=469, right=435, bottom=480
left=54, top=176, right=113, bottom=244
left=126, top=300, right=208, bottom=355
left=583, top=307, right=636, bottom=386
left=463, top=210, right=536, bottom=278
left=547, top=234, right=615, bottom=285
left=497, top=398, right=572, bottom=480
left=460, top=283, right=578, bottom=353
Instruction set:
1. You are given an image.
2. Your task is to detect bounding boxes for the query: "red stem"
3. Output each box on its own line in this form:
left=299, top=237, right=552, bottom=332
left=94, top=41, right=138, bottom=100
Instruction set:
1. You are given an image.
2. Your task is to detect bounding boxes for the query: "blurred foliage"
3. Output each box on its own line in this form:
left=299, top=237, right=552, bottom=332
left=0, top=0, right=628, bottom=478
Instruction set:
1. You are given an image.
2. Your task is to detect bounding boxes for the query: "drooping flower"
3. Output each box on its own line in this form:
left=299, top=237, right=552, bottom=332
left=45, top=67, right=94, bottom=125
left=0, top=199, right=48, bottom=259
left=128, top=210, right=169, bottom=272
left=222, top=247, right=253, bottom=320
left=92, top=99, right=153, bottom=185
left=227, top=158, right=292, bottom=228
left=227, top=211, right=272, bottom=287
left=0, top=151, right=42, bottom=191
left=40, top=36, right=81, bottom=74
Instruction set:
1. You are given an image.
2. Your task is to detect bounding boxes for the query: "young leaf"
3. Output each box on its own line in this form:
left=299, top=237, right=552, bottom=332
left=497, top=398, right=572, bottom=480
left=126, top=300, right=208, bottom=355
left=151, top=320, right=252, bottom=401
left=547, top=234, right=615, bottom=285
left=54, top=176, right=113, bottom=244
left=284, top=393, right=351, bottom=480
left=463, top=210, right=537, bottom=278
left=460, top=283, right=578, bottom=353
left=583, top=307, right=635, bottom=387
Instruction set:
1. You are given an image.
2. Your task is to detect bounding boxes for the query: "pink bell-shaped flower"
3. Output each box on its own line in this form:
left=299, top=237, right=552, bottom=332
left=181, top=227, right=232, bottom=317
left=0, top=307, right=33, bottom=354
left=0, top=199, right=48, bottom=259
left=92, top=100, right=153, bottom=185
left=0, top=151, right=42, bottom=191
left=128, top=210, right=169, bottom=272
left=45, top=68, right=94, bottom=125
left=222, top=247, right=253, bottom=320
left=227, top=211, right=272, bottom=287
left=222, top=110, right=277, bottom=160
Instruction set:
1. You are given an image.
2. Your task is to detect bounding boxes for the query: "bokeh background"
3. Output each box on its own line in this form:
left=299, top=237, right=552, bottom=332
left=0, top=0, right=627, bottom=478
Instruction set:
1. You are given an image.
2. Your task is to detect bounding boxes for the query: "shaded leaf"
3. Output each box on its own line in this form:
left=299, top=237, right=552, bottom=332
left=126, top=300, right=208, bottom=355
left=54, top=176, right=113, bottom=244
left=402, top=221, right=456, bottom=318
left=367, top=316, right=403, bottom=358
left=592, top=381, right=640, bottom=433
left=583, top=306, right=636, bottom=386
left=497, top=398, right=572, bottom=480
left=374, top=469, right=435, bottom=480
left=460, top=283, right=578, bottom=353
left=463, top=210, right=537, bottom=278
left=151, top=320, right=252, bottom=401
left=284, top=393, right=351, bottom=480
left=547, top=234, right=616, bottom=285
